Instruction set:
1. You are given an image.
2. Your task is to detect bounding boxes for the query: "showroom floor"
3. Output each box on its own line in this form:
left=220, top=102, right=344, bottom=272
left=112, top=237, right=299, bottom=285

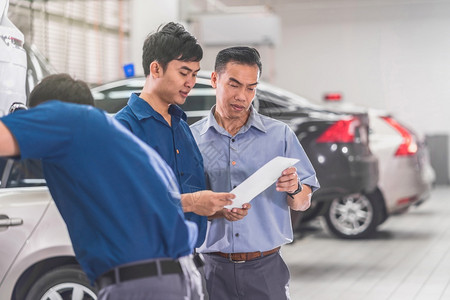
left=282, top=185, right=450, bottom=300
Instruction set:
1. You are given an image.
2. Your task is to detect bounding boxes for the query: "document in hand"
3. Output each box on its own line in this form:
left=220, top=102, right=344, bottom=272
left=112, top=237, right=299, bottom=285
left=225, top=156, right=300, bottom=209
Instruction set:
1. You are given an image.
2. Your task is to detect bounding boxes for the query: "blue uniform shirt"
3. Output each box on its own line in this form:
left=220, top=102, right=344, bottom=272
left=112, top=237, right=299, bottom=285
left=115, top=93, right=207, bottom=247
left=191, top=106, right=319, bottom=253
left=1, top=101, right=197, bottom=282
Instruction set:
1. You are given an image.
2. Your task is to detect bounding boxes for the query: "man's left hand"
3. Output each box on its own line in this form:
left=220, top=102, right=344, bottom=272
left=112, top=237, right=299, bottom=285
left=276, top=166, right=299, bottom=193
left=222, top=203, right=251, bottom=221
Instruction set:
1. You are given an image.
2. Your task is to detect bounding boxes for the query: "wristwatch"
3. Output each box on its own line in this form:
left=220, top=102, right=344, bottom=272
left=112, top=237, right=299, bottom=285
left=287, top=180, right=303, bottom=198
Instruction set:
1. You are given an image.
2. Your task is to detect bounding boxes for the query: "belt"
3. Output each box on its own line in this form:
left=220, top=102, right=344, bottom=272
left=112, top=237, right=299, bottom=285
left=211, top=247, right=281, bottom=263
left=95, top=259, right=183, bottom=290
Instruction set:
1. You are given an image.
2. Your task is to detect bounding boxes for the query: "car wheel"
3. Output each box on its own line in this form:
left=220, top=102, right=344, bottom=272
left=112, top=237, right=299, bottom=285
left=25, top=265, right=97, bottom=300
left=324, top=192, right=382, bottom=239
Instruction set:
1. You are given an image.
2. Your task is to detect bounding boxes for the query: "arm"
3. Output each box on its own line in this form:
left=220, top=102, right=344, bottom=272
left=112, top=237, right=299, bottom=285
left=181, top=190, right=235, bottom=216
left=276, top=166, right=312, bottom=211
left=0, top=121, right=20, bottom=156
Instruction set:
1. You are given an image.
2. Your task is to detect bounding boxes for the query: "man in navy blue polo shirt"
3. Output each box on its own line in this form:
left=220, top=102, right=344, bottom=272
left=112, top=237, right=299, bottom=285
left=0, top=74, right=203, bottom=299
left=115, top=22, right=247, bottom=249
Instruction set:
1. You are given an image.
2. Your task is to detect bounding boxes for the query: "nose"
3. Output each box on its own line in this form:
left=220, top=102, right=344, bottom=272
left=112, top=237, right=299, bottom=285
left=185, top=76, right=196, bottom=89
left=234, top=87, right=247, bottom=102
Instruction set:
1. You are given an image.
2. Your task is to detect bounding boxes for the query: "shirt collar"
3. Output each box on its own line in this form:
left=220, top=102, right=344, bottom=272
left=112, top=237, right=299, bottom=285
left=199, top=105, right=266, bottom=136
left=128, top=93, right=187, bottom=122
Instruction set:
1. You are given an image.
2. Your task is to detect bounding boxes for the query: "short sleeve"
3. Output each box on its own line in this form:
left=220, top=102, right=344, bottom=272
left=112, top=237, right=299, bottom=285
left=0, top=101, right=77, bottom=161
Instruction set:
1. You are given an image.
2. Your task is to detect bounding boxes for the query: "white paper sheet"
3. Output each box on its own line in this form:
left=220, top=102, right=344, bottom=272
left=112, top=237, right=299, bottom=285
left=225, top=156, right=300, bottom=209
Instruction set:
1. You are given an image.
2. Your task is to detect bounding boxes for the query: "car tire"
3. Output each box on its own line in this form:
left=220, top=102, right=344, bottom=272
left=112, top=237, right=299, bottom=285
left=25, top=265, right=97, bottom=300
left=324, top=192, right=383, bottom=239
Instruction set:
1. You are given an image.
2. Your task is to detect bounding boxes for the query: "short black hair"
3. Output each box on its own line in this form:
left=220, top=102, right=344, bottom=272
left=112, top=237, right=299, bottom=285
left=28, top=73, right=94, bottom=108
left=142, top=22, right=203, bottom=76
left=215, top=46, right=262, bottom=76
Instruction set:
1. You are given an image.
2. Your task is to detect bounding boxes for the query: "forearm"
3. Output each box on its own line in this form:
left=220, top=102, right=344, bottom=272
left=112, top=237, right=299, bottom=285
left=180, top=193, right=195, bottom=213
left=287, top=184, right=312, bottom=211
left=180, top=191, right=234, bottom=216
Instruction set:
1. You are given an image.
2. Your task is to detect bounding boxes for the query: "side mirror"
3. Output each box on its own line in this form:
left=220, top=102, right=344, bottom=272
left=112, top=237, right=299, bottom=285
left=8, top=102, right=28, bottom=114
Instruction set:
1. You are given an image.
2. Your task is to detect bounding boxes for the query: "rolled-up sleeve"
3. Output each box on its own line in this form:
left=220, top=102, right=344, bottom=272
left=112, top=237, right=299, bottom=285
left=284, top=125, right=320, bottom=193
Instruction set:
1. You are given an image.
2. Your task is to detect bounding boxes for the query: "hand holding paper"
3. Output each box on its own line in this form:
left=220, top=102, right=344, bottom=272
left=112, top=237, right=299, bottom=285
left=225, top=156, right=300, bottom=209
left=222, top=203, right=251, bottom=221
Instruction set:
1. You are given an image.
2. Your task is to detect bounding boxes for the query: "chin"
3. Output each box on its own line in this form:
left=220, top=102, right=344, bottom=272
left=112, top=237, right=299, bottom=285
left=175, top=98, right=187, bottom=106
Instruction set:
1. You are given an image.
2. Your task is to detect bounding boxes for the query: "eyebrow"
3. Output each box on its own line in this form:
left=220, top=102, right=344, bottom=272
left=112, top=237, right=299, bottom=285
left=229, top=77, right=258, bottom=87
left=180, top=66, right=201, bottom=73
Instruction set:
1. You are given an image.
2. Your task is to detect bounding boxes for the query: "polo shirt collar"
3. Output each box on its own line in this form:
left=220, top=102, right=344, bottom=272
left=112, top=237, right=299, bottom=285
left=200, top=105, right=266, bottom=136
left=128, top=93, right=187, bottom=122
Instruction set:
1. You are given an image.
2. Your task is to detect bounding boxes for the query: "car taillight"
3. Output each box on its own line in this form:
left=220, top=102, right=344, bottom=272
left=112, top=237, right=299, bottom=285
left=381, top=116, right=417, bottom=156
left=396, top=195, right=418, bottom=206
left=316, top=117, right=359, bottom=143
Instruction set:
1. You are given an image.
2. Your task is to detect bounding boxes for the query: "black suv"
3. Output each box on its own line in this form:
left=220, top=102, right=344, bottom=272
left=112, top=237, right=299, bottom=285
left=92, top=74, right=380, bottom=239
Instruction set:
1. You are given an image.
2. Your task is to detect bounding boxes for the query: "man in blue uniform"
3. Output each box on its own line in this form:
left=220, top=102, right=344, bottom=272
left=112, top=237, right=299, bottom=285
left=0, top=74, right=203, bottom=299
left=190, top=47, right=320, bottom=300
left=115, top=22, right=246, bottom=249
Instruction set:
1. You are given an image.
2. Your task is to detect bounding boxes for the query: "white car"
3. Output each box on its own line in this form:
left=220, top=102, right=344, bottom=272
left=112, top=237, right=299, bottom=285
left=0, top=158, right=97, bottom=300
left=367, top=110, right=435, bottom=215
left=1, top=2, right=97, bottom=296
left=322, top=104, right=435, bottom=238
left=0, top=0, right=27, bottom=116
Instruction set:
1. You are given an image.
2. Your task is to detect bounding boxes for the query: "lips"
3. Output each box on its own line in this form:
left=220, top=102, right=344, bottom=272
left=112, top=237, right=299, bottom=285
left=231, top=104, right=245, bottom=111
left=180, top=90, right=189, bottom=98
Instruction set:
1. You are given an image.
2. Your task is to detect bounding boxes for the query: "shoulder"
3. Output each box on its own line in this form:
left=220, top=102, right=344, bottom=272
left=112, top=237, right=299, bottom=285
left=257, top=113, right=292, bottom=133
left=114, top=105, right=138, bottom=128
left=115, top=105, right=134, bottom=120
left=35, top=101, right=102, bottom=124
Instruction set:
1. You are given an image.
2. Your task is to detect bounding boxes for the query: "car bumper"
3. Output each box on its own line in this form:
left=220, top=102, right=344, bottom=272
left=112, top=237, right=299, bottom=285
left=310, top=144, right=379, bottom=202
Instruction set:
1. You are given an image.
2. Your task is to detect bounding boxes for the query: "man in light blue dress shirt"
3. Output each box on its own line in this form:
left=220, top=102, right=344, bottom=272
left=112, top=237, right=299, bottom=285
left=190, top=47, right=320, bottom=300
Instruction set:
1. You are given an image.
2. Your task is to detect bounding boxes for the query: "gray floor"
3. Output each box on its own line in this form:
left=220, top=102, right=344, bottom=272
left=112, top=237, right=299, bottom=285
left=282, top=185, right=450, bottom=300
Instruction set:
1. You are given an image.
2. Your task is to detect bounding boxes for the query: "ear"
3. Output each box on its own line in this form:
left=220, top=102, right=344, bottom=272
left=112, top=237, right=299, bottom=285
left=211, top=71, right=218, bottom=89
left=150, top=61, right=162, bottom=78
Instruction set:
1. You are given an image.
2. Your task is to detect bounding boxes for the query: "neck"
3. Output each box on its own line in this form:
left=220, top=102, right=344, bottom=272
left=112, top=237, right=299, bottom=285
left=139, top=91, right=171, bottom=125
left=214, top=109, right=250, bottom=136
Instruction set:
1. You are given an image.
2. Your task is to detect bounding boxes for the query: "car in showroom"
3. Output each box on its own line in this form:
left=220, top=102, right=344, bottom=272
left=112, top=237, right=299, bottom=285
left=0, top=158, right=97, bottom=300
left=319, top=99, right=435, bottom=238
left=91, top=73, right=380, bottom=239
left=364, top=111, right=435, bottom=215
left=0, top=24, right=97, bottom=297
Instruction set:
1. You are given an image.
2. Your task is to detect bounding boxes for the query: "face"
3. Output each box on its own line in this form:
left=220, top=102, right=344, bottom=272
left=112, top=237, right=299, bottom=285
left=212, top=62, right=259, bottom=121
left=153, top=59, right=200, bottom=106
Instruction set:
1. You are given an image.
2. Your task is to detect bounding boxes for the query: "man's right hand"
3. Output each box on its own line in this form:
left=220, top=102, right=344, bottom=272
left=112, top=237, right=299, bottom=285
left=181, top=190, right=235, bottom=216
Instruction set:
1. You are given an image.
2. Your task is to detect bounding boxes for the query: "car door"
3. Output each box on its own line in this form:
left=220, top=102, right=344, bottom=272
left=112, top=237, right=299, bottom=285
left=0, top=158, right=51, bottom=283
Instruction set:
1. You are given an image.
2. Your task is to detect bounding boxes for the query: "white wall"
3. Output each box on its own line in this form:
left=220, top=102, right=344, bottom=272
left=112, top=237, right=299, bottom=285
left=273, top=0, right=449, bottom=137
left=193, top=0, right=450, bottom=182
left=129, top=0, right=179, bottom=76
left=270, top=0, right=450, bottom=181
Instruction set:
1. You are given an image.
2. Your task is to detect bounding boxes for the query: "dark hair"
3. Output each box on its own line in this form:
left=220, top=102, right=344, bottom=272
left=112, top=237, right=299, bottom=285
left=215, top=46, right=262, bottom=76
left=28, top=73, right=94, bottom=108
left=142, top=22, right=203, bottom=76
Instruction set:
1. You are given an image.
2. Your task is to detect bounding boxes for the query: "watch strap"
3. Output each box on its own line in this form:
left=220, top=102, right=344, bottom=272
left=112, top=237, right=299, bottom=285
left=287, top=180, right=303, bottom=198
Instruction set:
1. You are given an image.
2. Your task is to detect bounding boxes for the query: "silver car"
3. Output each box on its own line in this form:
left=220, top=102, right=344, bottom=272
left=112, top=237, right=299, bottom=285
left=367, top=111, right=435, bottom=215
left=322, top=104, right=435, bottom=238
left=1, top=1, right=96, bottom=296
left=0, top=159, right=97, bottom=299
